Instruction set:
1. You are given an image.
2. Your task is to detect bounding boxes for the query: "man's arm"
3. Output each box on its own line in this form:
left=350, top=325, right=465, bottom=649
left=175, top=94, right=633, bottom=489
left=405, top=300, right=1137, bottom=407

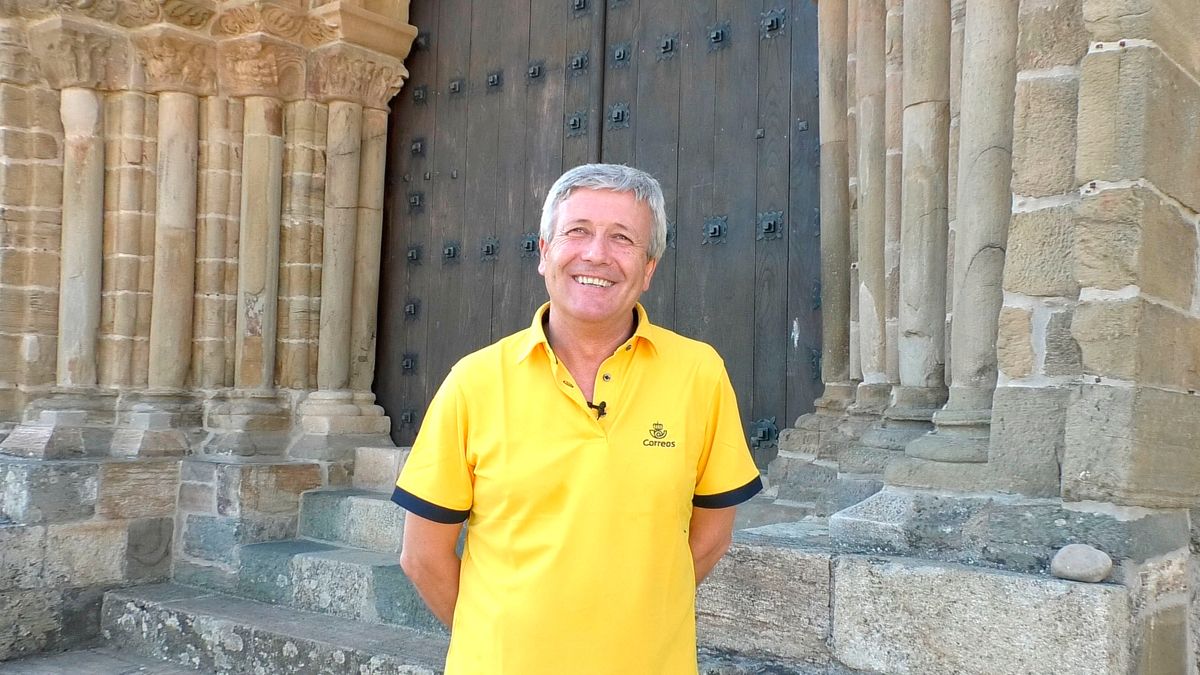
left=399, top=512, right=464, bottom=627
left=689, top=505, right=737, bottom=584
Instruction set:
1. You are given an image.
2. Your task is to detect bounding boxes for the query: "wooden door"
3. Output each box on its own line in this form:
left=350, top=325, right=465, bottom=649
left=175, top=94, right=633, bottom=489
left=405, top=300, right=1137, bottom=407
left=377, top=0, right=820, bottom=467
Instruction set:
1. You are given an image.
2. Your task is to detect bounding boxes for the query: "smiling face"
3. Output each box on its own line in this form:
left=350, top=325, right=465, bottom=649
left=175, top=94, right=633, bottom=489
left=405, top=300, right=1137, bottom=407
left=538, top=188, right=658, bottom=332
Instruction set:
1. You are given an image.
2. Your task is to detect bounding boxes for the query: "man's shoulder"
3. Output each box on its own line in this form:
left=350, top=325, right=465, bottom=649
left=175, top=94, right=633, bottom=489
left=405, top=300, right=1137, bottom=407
left=450, top=325, right=536, bottom=374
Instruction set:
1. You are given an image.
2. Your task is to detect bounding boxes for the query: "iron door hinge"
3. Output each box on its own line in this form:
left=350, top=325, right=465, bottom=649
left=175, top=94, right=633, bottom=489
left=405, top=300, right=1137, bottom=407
left=566, top=111, right=588, bottom=137
left=481, top=236, right=499, bottom=261
left=519, top=234, right=540, bottom=258
left=707, top=21, right=730, bottom=51
left=607, top=102, right=630, bottom=129
left=757, top=211, right=784, bottom=241
left=761, top=8, right=786, bottom=38
left=401, top=353, right=417, bottom=374
left=750, top=417, right=779, bottom=450
left=702, top=215, right=728, bottom=245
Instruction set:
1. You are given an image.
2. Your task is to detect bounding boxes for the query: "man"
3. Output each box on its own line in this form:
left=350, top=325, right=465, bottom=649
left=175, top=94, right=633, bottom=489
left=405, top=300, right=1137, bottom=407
left=394, top=164, right=762, bottom=674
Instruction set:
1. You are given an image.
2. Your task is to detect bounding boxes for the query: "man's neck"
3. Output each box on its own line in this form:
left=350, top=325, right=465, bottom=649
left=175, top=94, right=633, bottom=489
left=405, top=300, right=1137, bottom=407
left=544, top=308, right=636, bottom=399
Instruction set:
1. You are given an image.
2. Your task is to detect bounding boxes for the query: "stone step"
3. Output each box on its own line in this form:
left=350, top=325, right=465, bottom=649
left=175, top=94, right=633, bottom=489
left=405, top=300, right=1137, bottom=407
left=232, top=538, right=442, bottom=634
left=352, top=445, right=410, bottom=492
left=100, top=583, right=448, bottom=674
left=299, top=487, right=404, bottom=554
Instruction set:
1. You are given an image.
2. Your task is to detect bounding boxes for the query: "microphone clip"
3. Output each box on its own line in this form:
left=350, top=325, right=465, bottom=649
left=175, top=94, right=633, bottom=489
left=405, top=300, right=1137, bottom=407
left=587, top=400, right=607, bottom=419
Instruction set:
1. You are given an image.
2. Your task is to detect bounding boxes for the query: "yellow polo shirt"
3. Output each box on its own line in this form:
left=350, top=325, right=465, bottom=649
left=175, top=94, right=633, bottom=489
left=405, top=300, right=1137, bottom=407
left=393, top=303, right=762, bottom=675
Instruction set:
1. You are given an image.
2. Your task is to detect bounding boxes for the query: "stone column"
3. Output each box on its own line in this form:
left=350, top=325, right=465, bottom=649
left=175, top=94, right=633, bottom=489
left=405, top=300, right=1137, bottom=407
left=883, top=0, right=903, bottom=387
left=289, top=42, right=409, bottom=463
left=851, top=0, right=889, bottom=411
left=904, top=0, right=1018, bottom=466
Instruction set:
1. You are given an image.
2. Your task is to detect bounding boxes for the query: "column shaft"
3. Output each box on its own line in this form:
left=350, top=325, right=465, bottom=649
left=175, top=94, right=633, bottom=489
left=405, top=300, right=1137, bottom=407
left=855, top=0, right=888, bottom=386
left=946, top=0, right=1018, bottom=411
left=349, top=108, right=387, bottom=393
left=234, top=96, right=284, bottom=391
left=883, top=0, right=903, bottom=385
left=148, top=91, right=198, bottom=389
left=57, top=87, right=104, bottom=387
left=818, top=0, right=852, bottom=391
left=316, top=100, right=363, bottom=391
left=897, top=0, right=950, bottom=396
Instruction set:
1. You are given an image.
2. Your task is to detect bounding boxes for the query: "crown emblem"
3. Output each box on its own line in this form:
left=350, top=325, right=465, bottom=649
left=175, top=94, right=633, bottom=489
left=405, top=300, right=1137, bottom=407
left=650, top=422, right=667, bottom=439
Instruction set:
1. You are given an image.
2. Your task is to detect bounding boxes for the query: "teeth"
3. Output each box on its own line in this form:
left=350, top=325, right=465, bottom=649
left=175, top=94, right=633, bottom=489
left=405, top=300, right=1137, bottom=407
left=575, top=275, right=613, bottom=288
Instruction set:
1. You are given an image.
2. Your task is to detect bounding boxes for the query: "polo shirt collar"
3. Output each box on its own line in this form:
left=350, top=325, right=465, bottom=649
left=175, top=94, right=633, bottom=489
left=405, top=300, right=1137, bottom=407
left=516, top=302, right=659, bottom=364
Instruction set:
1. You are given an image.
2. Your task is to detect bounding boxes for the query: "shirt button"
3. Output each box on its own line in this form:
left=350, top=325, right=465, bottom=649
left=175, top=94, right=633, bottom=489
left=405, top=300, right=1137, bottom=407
left=624, top=345, right=631, bottom=351
left=602, top=373, right=612, bottom=382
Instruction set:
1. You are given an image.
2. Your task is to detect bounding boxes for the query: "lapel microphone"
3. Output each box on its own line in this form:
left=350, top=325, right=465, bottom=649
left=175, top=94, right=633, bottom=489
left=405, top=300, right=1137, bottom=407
left=587, top=400, right=607, bottom=419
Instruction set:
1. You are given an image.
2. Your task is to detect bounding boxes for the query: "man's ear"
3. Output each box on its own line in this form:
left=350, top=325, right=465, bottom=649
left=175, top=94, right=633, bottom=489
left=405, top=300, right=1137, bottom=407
left=537, top=237, right=548, bottom=276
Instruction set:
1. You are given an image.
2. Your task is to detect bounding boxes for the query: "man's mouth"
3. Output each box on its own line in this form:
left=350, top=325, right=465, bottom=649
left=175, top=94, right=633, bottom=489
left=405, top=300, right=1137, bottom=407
left=574, top=275, right=614, bottom=288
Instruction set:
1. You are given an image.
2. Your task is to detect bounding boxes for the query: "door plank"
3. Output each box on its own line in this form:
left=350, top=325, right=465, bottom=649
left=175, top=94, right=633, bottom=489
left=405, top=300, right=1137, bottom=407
left=601, top=0, right=640, bottom=164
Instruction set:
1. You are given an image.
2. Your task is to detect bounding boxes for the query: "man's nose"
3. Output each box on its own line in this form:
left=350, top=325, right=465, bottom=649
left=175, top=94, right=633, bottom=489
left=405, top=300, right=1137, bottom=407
left=579, top=232, right=612, bottom=262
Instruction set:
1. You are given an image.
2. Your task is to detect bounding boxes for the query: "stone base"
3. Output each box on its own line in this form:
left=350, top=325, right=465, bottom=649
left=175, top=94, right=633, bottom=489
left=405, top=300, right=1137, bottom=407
left=0, top=410, right=114, bottom=459
left=352, top=446, right=410, bottom=492
left=906, top=405, right=990, bottom=463
left=199, top=395, right=291, bottom=456
left=828, top=487, right=1191, bottom=574
left=287, top=390, right=393, bottom=462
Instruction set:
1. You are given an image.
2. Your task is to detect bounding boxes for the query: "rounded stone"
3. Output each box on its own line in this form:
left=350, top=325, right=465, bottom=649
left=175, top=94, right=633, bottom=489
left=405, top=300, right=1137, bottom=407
left=1050, top=544, right=1112, bottom=583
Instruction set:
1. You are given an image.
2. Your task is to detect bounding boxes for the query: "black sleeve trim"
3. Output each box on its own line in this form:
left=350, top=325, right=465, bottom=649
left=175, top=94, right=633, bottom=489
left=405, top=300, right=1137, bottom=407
left=693, top=475, right=763, bottom=509
left=391, top=486, right=470, bottom=524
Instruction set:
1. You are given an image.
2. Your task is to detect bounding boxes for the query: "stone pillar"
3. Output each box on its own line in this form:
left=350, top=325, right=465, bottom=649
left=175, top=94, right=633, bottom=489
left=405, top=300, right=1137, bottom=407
left=846, top=0, right=861, bottom=385
left=851, top=0, right=889, bottom=410
left=882, top=0, right=903, bottom=388
left=894, top=0, right=950, bottom=413
left=903, top=0, right=1018, bottom=467
left=56, top=87, right=104, bottom=389
left=288, top=42, right=408, bottom=464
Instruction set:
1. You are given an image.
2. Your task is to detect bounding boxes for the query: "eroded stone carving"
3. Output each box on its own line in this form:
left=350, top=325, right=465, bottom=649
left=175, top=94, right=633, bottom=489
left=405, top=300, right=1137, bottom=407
left=0, top=0, right=162, bottom=28
left=28, top=16, right=131, bottom=89
left=162, top=0, right=215, bottom=30
left=214, top=4, right=338, bottom=48
left=309, top=43, right=406, bottom=109
left=218, top=36, right=305, bottom=99
left=133, top=28, right=215, bottom=95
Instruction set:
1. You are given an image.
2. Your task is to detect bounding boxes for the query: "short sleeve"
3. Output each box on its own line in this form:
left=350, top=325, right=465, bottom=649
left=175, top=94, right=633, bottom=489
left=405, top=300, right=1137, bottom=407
left=693, top=361, right=763, bottom=509
left=393, top=368, right=474, bottom=523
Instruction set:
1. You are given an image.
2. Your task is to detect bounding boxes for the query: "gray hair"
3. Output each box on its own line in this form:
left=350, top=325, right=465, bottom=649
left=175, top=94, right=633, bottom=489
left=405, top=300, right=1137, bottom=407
left=538, top=163, right=668, bottom=261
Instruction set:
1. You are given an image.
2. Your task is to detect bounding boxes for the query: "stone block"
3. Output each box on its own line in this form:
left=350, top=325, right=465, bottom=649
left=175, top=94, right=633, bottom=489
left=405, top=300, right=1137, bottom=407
left=237, top=539, right=330, bottom=605
left=1072, top=298, right=1139, bottom=379
left=1064, top=384, right=1200, bottom=507
left=0, top=459, right=97, bottom=524
left=127, top=517, right=173, bottom=583
left=988, top=385, right=1069, bottom=497
left=1043, top=309, right=1081, bottom=376
left=1004, top=205, right=1078, bottom=297
left=181, top=513, right=297, bottom=567
left=0, top=587, right=60, bottom=661
left=180, top=458, right=215, bottom=482
left=697, top=534, right=832, bottom=664
left=1137, top=603, right=1189, bottom=674
left=1076, top=185, right=1196, bottom=307
left=43, top=520, right=127, bottom=587
left=996, top=307, right=1034, bottom=378
left=1017, top=0, right=1088, bottom=70
left=215, top=460, right=321, bottom=518
left=55, top=583, right=109, bottom=651
left=832, top=556, right=1133, bottom=674
left=1077, top=46, right=1200, bottom=213
left=0, top=523, right=45, bottom=591
left=172, top=560, right=236, bottom=593
left=1011, top=76, right=1079, bottom=197
left=102, top=588, right=255, bottom=673
left=96, top=458, right=179, bottom=520
left=177, top=481, right=215, bottom=513
left=353, top=445, right=408, bottom=492
left=299, top=488, right=405, bottom=554
left=1083, top=0, right=1200, bottom=80
left=1136, top=303, right=1200, bottom=392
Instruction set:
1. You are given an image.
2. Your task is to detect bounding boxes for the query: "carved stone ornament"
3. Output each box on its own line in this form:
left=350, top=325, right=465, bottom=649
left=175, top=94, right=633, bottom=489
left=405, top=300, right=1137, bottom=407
left=0, top=0, right=162, bottom=28
left=133, top=27, right=216, bottom=95
left=162, top=0, right=215, bottom=30
left=214, top=3, right=338, bottom=48
left=28, top=16, right=132, bottom=89
left=308, top=42, right=407, bottom=110
left=218, top=35, right=305, bottom=99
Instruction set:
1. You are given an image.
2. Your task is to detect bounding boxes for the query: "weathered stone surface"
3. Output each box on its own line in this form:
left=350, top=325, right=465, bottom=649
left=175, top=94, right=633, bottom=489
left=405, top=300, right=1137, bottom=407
left=1083, top=0, right=1200, bottom=80
left=126, top=517, right=173, bottom=583
left=56, top=583, right=110, bottom=651
left=102, top=584, right=448, bottom=675
left=1004, top=204, right=1077, bottom=297
left=43, top=520, right=127, bottom=587
left=1064, top=384, right=1200, bottom=507
left=299, top=488, right=404, bottom=554
left=0, top=587, right=60, bottom=661
left=1072, top=299, right=1138, bottom=380
left=1076, top=45, right=1200, bottom=213
left=996, top=307, right=1034, bottom=378
left=0, top=523, right=45, bottom=591
left=215, top=460, right=321, bottom=518
left=1011, top=76, right=1078, bottom=197
left=1051, top=543, right=1113, bottom=581
left=832, top=556, right=1133, bottom=674
left=1043, top=309, right=1081, bottom=376
left=1017, top=0, right=1087, bottom=71
left=1137, top=603, right=1189, bottom=675
left=987, top=385, right=1069, bottom=497
left=180, top=513, right=296, bottom=566
left=353, top=445, right=408, bottom=492
left=177, top=481, right=215, bottom=513
left=697, top=532, right=832, bottom=664
left=829, top=488, right=1188, bottom=572
left=0, top=459, right=97, bottom=524
left=96, top=458, right=179, bottom=520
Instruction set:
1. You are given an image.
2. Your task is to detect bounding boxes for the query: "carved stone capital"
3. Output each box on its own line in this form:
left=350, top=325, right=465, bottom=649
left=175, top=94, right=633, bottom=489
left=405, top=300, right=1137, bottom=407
left=0, top=0, right=162, bottom=28
left=162, top=0, right=216, bottom=30
left=213, top=1, right=338, bottom=49
left=27, top=15, right=134, bottom=90
left=309, top=1, right=417, bottom=61
left=133, top=25, right=216, bottom=95
left=308, top=41, right=406, bottom=110
left=217, top=34, right=305, bottom=100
